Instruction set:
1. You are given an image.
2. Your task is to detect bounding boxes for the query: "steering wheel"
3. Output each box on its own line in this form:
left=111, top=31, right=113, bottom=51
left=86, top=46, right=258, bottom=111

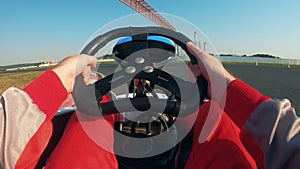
left=72, top=26, right=207, bottom=119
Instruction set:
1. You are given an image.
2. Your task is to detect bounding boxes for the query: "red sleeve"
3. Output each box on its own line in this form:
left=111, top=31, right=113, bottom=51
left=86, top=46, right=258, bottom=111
left=224, top=79, right=271, bottom=129
left=186, top=80, right=271, bottom=169
left=224, top=79, right=271, bottom=169
left=16, top=70, right=68, bottom=168
left=24, top=70, right=68, bottom=119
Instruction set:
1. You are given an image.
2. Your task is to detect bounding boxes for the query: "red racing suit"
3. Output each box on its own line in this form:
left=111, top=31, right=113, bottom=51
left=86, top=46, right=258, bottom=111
left=1, top=70, right=299, bottom=169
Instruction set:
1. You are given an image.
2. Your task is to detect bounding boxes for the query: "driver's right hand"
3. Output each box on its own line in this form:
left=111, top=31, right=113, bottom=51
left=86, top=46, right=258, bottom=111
left=186, top=42, right=236, bottom=100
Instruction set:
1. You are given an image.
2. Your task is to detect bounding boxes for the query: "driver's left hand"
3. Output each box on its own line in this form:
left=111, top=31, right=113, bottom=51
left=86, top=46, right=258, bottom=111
left=52, top=54, right=97, bottom=93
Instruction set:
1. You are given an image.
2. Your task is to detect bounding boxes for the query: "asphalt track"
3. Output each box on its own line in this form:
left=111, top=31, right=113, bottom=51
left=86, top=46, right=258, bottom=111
left=97, top=63, right=300, bottom=111
left=224, top=64, right=300, bottom=111
left=4, top=63, right=298, bottom=111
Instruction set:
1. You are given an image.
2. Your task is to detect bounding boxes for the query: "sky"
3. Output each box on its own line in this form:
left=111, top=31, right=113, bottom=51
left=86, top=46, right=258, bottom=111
left=0, top=0, right=299, bottom=66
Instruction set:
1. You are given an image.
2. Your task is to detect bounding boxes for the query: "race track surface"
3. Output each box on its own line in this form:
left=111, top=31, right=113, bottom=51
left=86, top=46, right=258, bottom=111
left=224, top=64, right=300, bottom=111
left=98, top=63, right=300, bottom=111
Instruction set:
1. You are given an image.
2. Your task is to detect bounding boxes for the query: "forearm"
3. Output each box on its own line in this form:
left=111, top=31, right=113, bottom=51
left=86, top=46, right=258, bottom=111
left=224, top=79, right=271, bottom=128
left=0, top=70, right=67, bottom=168
left=224, top=79, right=300, bottom=168
left=24, top=70, right=68, bottom=119
left=244, top=99, right=300, bottom=169
left=222, top=79, right=271, bottom=168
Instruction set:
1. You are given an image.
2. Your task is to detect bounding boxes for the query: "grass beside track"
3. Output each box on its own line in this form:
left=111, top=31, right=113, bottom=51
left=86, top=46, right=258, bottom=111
left=0, top=71, right=44, bottom=95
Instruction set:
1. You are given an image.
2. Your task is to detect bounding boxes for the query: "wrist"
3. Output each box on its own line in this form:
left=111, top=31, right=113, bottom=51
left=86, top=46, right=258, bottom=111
left=52, top=66, right=74, bottom=93
left=225, top=70, right=236, bottom=87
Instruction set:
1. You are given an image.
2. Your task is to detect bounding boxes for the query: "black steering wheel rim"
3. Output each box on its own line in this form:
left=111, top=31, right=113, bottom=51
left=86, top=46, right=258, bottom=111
left=80, top=26, right=197, bottom=64
left=73, top=26, right=207, bottom=117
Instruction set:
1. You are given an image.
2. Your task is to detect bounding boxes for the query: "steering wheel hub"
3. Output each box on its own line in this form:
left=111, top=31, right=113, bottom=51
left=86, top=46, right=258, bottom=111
left=72, top=26, right=207, bottom=160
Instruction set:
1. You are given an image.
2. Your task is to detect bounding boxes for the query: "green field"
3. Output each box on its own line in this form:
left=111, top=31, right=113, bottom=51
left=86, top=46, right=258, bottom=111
left=0, top=71, right=44, bottom=95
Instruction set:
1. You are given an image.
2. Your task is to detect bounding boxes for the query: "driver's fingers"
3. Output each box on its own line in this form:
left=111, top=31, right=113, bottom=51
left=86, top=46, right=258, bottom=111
left=188, top=62, right=202, bottom=77
left=186, top=42, right=206, bottom=64
left=82, top=66, right=93, bottom=85
left=75, top=55, right=97, bottom=77
left=187, top=42, right=223, bottom=80
left=186, top=42, right=210, bottom=79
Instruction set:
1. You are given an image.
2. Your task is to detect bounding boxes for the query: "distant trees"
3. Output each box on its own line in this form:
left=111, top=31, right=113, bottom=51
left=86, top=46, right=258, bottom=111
left=250, top=54, right=280, bottom=59
left=219, top=53, right=280, bottom=59
left=97, top=54, right=113, bottom=60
